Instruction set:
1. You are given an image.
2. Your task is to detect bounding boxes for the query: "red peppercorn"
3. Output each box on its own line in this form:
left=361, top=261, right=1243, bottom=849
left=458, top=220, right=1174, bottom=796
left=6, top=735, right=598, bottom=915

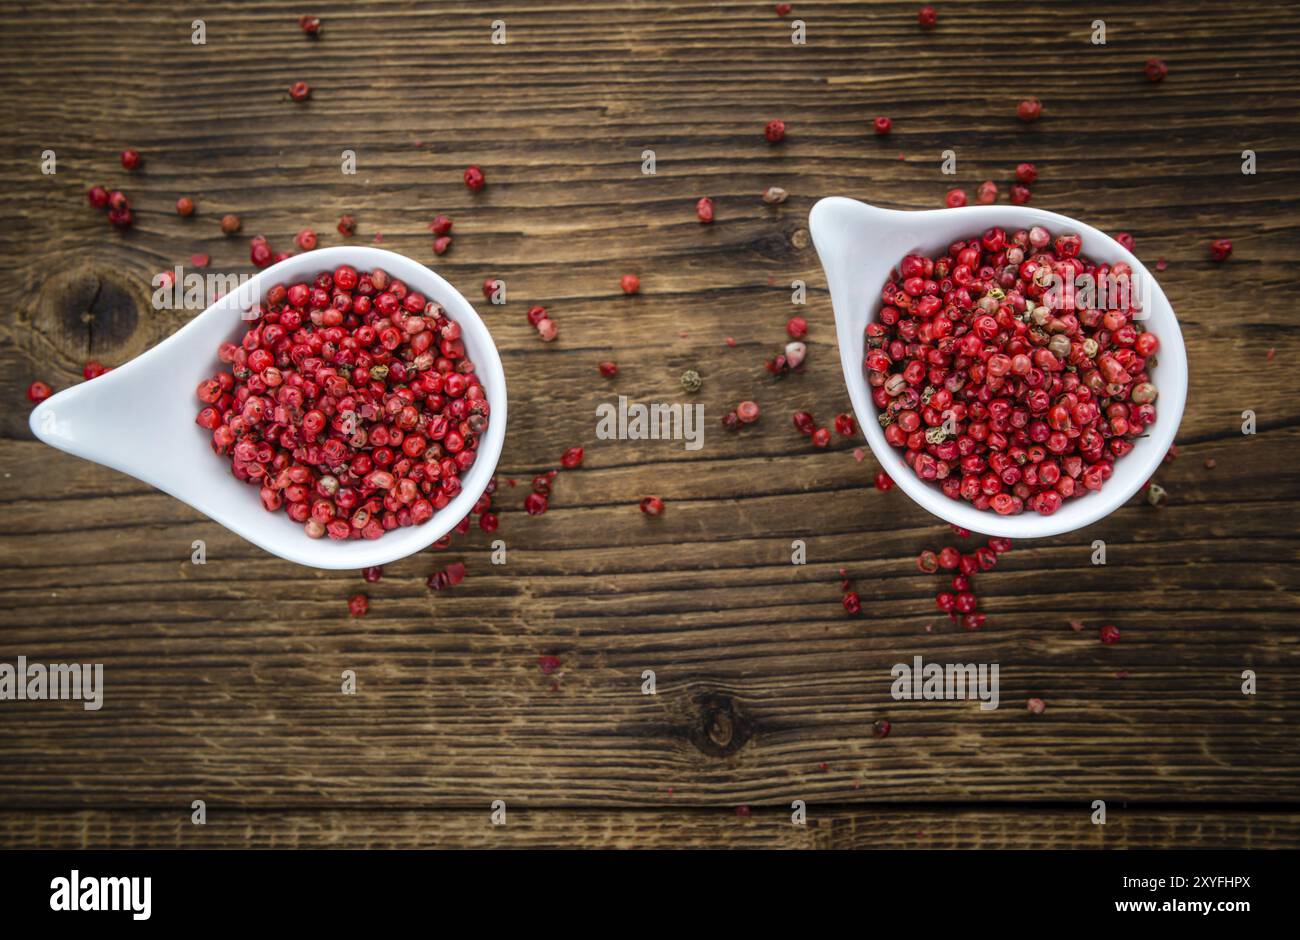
left=775, top=3, right=792, bottom=15
left=83, top=361, right=108, bottom=380
left=640, top=496, right=665, bottom=516
left=764, top=119, right=786, bottom=142
left=945, top=188, right=967, bottom=208
left=289, top=81, right=311, bottom=102
left=1017, top=98, right=1042, bottom=122
left=1209, top=238, right=1233, bottom=262
left=873, top=116, right=892, bottom=135
left=429, top=215, right=453, bottom=237
left=107, top=206, right=133, bottom=229
left=536, top=317, right=558, bottom=342
left=732, top=400, right=758, bottom=424
left=120, top=149, right=142, bottom=171
left=299, top=15, right=321, bottom=34
left=173, top=196, right=195, bottom=217
left=786, top=316, right=808, bottom=339
left=250, top=238, right=273, bottom=267
left=26, top=380, right=52, bottom=404
left=464, top=165, right=485, bottom=191
left=811, top=427, right=831, bottom=448
left=696, top=197, right=714, bottom=223
left=362, top=566, right=383, bottom=583
left=988, top=537, right=1012, bottom=553
left=598, top=361, right=618, bottom=378
left=937, top=546, right=960, bottom=570
left=433, top=235, right=453, bottom=255
left=917, top=5, right=937, bottom=28
left=976, top=180, right=998, bottom=204
left=1100, top=624, right=1121, bottom=645
left=337, top=214, right=356, bottom=236
left=873, top=719, right=891, bottom=738
left=874, top=471, right=893, bottom=491
left=962, top=613, right=986, bottom=630
left=1144, top=58, right=1168, bottom=82
left=834, top=412, right=856, bottom=436
left=620, top=273, right=640, bottom=295
left=348, top=593, right=369, bottom=617
left=842, top=592, right=861, bottom=614
left=792, top=411, right=815, bottom=435
left=296, top=228, right=317, bottom=251
left=1009, top=183, right=1031, bottom=204
left=561, top=446, right=584, bottom=468
left=1027, top=697, right=1046, bottom=715
left=87, top=186, right=109, bottom=208
left=524, top=491, right=549, bottom=515
left=1015, top=162, right=1037, bottom=184
left=916, top=550, right=938, bottom=573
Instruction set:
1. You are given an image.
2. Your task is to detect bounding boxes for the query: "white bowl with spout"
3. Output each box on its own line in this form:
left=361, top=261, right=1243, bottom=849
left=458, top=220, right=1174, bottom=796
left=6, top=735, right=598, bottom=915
left=29, top=246, right=507, bottom=569
left=809, top=196, right=1187, bottom=539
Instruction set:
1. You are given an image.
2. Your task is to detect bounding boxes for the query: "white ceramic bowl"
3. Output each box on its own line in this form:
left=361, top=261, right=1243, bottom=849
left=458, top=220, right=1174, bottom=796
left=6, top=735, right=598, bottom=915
left=809, top=197, right=1187, bottom=539
left=29, top=246, right=507, bottom=569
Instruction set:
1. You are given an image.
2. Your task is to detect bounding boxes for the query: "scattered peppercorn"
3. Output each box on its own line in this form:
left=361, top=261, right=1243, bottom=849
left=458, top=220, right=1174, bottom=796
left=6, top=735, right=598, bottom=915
left=620, top=273, right=640, bottom=295
left=640, top=496, right=665, bottom=516
left=464, top=165, right=485, bottom=191
left=26, top=381, right=52, bottom=404
left=1144, top=58, right=1168, bottom=82
left=874, top=116, right=892, bottom=135
left=945, top=188, right=967, bottom=208
left=176, top=196, right=195, bottom=217
left=1100, top=624, right=1121, bottom=645
left=348, top=593, right=369, bottom=617
left=289, top=81, right=311, bottom=102
left=299, top=14, right=321, bottom=35
left=220, top=213, right=241, bottom=235
left=764, top=119, right=786, bottom=142
left=1027, top=697, right=1046, bottom=715
left=696, top=197, right=714, bottom=223
left=362, top=565, right=384, bottom=583
left=120, top=149, right=142, bottom=171
left=337, top=214, right=357, bottom=236
left=1209, top=238, right=1233, bottom=262
left=1017, top=98, right=1043, bottom=122
left=1015, top=162, right=1037, bottom=184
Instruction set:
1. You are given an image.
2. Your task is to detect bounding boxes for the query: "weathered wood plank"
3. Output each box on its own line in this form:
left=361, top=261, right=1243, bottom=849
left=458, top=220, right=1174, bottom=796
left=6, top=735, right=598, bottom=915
left=3, top=807, right=1296, bottom=850
left=0, top=0, right=1296, bottom=842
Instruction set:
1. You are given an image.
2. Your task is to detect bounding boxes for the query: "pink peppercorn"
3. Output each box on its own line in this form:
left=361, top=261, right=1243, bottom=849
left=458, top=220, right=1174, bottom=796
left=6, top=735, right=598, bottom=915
left=464, top=165, right=485, bottom=191
left=764, top=119, right=786, bottom=142
left=120, top=149, right=142, bottom=170
left=1017, top=98, right=1042, bottom=122
left=26, top=381, right=52, bottom=404
left=348, top=593, right=369, bottom=617
left=1209, top=238, right=1233, bottom=262
left=874, top=116, right=892, bottom=135
left=917, top=5, right=937, bottom=29
left=696, top=197, right=714, bottom=223
left=640, top=496, right=665, bottom=516
left=1100, top=624, right=1121, bottom=645
left=945, top=188, right=967, bottom=208
left=620, top=273, right=640, bottom=295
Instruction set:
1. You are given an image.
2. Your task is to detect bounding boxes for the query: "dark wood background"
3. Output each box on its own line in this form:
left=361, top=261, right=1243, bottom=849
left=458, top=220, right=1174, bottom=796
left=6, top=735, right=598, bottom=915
left=1, top=0, right=1297, bottom=849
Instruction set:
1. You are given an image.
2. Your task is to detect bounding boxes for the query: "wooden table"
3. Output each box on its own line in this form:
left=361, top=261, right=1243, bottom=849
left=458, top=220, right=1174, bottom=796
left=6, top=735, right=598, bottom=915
left=1, top=0, right=1297, bottom=849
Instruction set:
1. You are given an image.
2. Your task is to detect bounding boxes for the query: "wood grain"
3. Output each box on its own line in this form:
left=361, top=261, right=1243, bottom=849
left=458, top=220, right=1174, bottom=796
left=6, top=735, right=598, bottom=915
left=0, top=0, right=1297, bottom=847
left=4, top=807, right=1297, bottom=850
